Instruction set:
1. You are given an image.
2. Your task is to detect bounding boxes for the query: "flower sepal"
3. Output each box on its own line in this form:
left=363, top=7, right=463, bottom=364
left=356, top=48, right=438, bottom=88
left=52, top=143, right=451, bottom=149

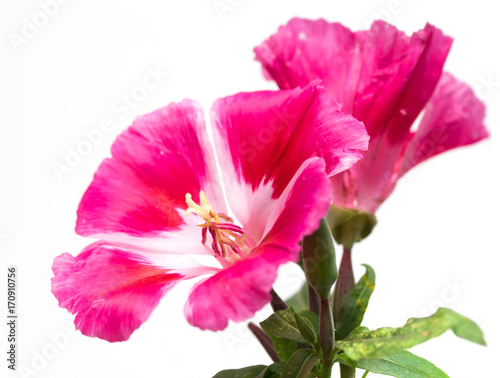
left=327, top=206, right=377, bottom=249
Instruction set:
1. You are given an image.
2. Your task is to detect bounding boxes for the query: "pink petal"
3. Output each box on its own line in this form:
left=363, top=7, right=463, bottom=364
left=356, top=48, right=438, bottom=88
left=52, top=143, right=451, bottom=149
left=76, top=100, right=225, bottom=240
left=259, top=157, right=332, bottom=247
left=51, top=242, right=212, bottom=342
left=354, top=22, right=452, bottom=143
left=255, top=18, right=360, bottom=111
left=399, top=72, right=489, bottom=176
left=255, top=19, right=452, bottom=141
left=258, top=19, right=455, bottom=214
left=184, top=246, right=291, bottom=331
left=211, top=83, right=368, bottom=199
left=185, top=157, right=331, bottom=330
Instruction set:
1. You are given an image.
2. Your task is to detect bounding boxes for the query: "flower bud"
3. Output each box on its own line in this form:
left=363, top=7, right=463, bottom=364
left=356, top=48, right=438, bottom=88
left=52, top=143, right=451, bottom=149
left=302, top=218, right=338, bottom=299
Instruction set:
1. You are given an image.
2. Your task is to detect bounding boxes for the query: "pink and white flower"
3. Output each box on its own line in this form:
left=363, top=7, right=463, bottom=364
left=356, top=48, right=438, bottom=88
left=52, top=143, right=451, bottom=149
left=51, top=84, right=368, bottom=342
left=255, top=19, right=489, bottom=214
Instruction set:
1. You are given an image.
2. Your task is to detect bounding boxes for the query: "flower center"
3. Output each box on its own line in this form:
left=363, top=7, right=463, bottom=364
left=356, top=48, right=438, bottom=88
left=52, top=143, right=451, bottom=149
left=185, top=191, right=248, bottom=260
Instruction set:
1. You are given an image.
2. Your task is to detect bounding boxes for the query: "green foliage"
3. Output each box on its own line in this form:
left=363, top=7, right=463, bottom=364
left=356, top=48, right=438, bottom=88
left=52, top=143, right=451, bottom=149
left=261, top=308, right=323, bottom=365
left=356, top=351, right=449, bottom=378
left=298, top=310, right=320, bottom=333
left=293, top=312, right=317, bottom=345
left=220, top=255, right=484, bottom=378
left=269, top=335, right=297, bottom=362
left=212, top=365, right=267, bottom=377
left=336, top=264, right=375, bottom=340
left=281, top=349, right=321, bottom=378
left=337, top=350, right=451, bottom=377
left=337, top=308, right=485, bottom=361
left=255, top=362, right=286, bottom=378
left=260, top=308, right=309, bottom=345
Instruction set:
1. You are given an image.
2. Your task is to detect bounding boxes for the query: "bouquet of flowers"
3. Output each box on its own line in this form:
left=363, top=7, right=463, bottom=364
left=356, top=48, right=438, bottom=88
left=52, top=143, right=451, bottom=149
left=51, top=18, right=488, bottom=378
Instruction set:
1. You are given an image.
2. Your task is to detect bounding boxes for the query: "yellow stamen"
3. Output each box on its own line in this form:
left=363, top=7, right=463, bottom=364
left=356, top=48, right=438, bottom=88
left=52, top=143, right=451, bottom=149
left=185, top=191, right=215, bottom=221
left=185, top=190, right=246, bottom=259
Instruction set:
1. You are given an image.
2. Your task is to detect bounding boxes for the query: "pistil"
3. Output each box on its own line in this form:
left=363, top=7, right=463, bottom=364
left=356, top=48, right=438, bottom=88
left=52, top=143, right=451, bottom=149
left=186, top=191, right=249, bottom=260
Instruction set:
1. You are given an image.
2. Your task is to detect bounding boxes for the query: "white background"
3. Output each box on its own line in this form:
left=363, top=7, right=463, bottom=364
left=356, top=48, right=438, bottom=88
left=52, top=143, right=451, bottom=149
left=1, top=0, right=499, bottom=377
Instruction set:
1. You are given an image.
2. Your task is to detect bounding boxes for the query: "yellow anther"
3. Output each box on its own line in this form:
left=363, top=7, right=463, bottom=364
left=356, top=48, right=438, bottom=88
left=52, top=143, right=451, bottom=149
left=185, top=190, right=246, bottom=260
left=185, top=191, right=218, bottom=222
left=199, top=191, right=209, bottom=207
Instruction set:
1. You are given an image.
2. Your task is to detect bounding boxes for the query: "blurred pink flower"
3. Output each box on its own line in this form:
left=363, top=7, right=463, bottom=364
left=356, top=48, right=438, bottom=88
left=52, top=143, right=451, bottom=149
left=51, top=84, right=368, bottom=342
left=256, top=19, right=488, bottom=214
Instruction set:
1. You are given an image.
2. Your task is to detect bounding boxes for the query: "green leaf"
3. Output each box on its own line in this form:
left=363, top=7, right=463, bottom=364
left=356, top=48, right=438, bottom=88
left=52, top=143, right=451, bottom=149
left=256, top=362, right=286, bottom=378
left=337, top=308, right=486, bottom=360
left=281, top=349, right=321, bottom=378
left=336, top=264, right=376, bottom=340
left=334, top=353, right=357, bottom=369
left=298, top=310, right=320, bottom=334
left=286, top=282, right=309, bottom=313
left=260, top=308, right=309, bottom=344
left=293, top=312, right=317, bottom=345
left=269, top=335, right=298, bottom=362
left=355, top=351, right=449, bottom=378
left=212, top=365, right=267, bottom=377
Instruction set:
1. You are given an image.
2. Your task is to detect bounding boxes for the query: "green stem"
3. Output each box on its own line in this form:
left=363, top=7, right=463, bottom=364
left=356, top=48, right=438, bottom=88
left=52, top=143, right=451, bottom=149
left=319, top=297, right=334, bottom=378
left=321, top=357, right=335, bottom=378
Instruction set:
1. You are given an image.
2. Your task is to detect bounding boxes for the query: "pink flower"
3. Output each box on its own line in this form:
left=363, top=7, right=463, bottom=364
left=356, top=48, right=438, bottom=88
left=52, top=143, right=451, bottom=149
left=51, top=84, right=368, bottom=342
left=255, top=19, right=489, bottom=214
